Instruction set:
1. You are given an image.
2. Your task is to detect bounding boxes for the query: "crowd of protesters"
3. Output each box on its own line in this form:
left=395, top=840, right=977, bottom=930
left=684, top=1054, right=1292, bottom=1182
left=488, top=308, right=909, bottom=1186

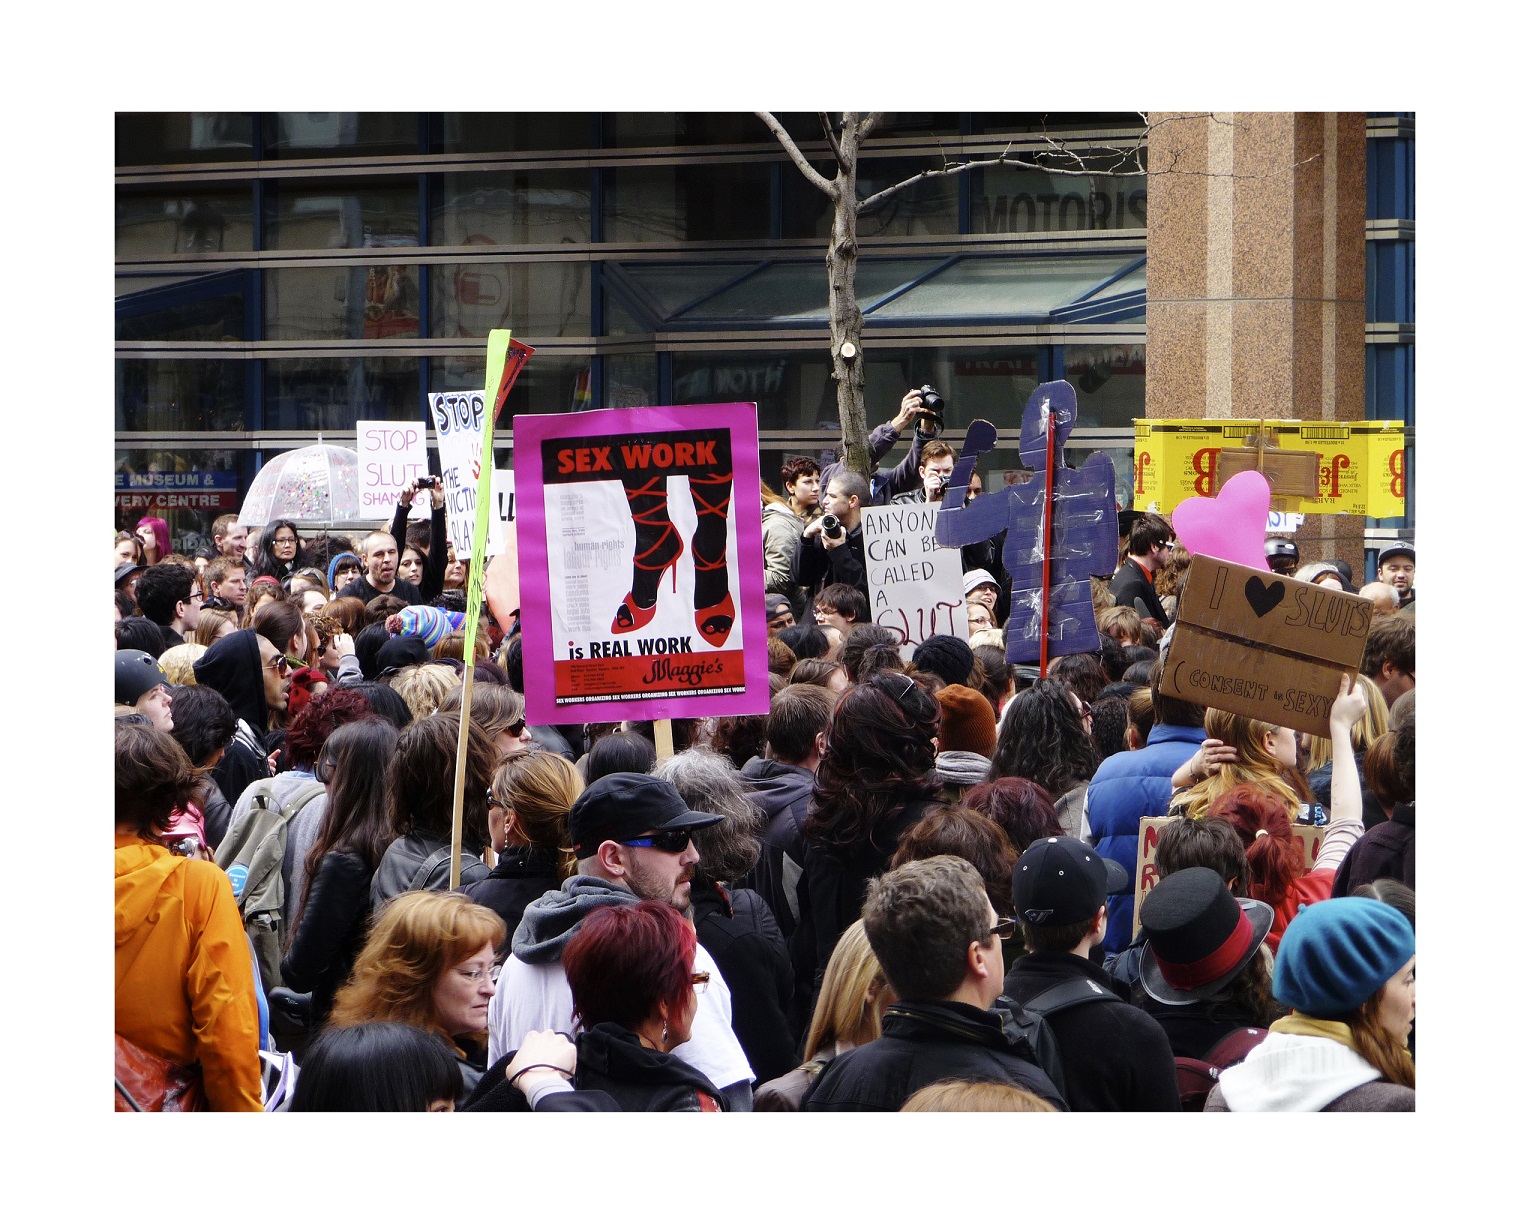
left=113, top=396, right=1416, bottom=1112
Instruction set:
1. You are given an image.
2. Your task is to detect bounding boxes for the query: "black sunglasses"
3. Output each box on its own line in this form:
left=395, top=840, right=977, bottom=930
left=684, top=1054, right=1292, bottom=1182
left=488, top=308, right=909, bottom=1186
left=619, top=828, right=694, bottom=854
left=990, top=917, right=1017, bottom=942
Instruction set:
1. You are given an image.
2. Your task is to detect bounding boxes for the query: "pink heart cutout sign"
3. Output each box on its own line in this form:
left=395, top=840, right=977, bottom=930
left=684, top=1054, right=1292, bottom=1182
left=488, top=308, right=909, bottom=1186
left=1171, top=470, right=1272, bottom=571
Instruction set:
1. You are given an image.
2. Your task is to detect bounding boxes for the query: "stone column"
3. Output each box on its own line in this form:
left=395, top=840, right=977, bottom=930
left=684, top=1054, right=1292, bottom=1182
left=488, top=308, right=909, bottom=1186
left=1145, top=112, right=1368, bottom=574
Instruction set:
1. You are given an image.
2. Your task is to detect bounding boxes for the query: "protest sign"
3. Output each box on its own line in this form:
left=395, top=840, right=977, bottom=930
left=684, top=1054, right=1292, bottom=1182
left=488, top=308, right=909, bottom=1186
left=861, top=502, right=968, bottom=655
left=1133, top=418, right=1406, bottom=517
left=1132, top=816, right=1325, bottom=936
left=514, top=403, right=770, bottom=724
left=1161, top=555, right=1373, bottom=739
left=488, top=468, right=515, bottom=558
left=430, top=391, right=490, bottom=558
left=356, top=419, right=430, bottom=519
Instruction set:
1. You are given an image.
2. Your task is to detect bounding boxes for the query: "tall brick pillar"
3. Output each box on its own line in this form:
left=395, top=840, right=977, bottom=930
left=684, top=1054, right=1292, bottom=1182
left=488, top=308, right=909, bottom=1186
left=1144, top=112, right=1368, bottom=575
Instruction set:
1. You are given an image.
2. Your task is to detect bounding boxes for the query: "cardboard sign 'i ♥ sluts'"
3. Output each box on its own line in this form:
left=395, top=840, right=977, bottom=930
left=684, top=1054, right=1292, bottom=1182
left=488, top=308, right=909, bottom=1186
left=1161, top=556, right=1373, bottom=739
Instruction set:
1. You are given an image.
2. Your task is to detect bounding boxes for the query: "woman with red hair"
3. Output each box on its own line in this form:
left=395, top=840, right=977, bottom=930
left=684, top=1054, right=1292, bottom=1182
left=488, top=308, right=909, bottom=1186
left=465, top=901, right=726, bottom=1112
left=1203, top=676, right=1370, bottom=949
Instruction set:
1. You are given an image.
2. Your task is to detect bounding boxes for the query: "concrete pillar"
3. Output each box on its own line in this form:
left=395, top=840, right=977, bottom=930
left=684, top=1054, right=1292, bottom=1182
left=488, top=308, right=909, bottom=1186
left=1145, top=112, right=1368, bottom=574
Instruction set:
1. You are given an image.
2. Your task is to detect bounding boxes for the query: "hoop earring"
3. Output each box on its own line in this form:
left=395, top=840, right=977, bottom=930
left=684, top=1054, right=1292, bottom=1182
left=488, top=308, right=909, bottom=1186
left=661, top=1021, right=668, bottom=1047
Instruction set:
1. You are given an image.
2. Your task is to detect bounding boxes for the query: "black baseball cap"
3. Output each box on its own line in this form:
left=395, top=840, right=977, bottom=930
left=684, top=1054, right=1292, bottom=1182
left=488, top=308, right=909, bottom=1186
left=1012, top=836, right=1129, bottom=927
left=568, top=772, right=724, bottom=859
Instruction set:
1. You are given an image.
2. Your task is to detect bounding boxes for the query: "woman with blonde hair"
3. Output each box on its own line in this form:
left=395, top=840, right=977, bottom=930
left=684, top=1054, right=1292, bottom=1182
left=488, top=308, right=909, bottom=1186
left=1168, top=707, right=1314, bottom=823
left=466, top=752, right=581, bottom=947
left=755, top=920, right=892, bottom=1111
left=158, top=642, right=206, bottom=686
left=901, top=1080, right=1057, bottom=1112
left=193, top=605, right=239, bottom=647
left=389, top=662, right=458, bottom=722
left=328, top=891, right=506, bottom=1106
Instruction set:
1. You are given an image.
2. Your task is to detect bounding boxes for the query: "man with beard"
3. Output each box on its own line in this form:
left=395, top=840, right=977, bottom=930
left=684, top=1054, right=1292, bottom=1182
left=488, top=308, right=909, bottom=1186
left=337, top=529, right=422, bottom=606
left=487, top=772, right=757, bottom=1109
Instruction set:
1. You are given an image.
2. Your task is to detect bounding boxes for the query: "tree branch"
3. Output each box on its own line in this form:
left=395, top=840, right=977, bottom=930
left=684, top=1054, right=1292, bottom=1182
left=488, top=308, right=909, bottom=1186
left=855, top=112, right=883, bottom=142
left=756, top=111, right=837, bottom=199
left=820, top=112, right=853, bottom=176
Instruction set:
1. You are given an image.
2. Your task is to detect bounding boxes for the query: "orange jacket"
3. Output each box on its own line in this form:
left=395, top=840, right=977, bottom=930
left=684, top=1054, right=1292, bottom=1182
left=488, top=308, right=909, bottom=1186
left=115, top=835, right=263, bottom=1111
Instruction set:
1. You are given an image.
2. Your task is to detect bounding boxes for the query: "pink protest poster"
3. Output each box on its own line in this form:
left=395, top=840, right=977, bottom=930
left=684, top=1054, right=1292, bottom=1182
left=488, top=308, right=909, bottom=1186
left=514, top=403, right=771, bottom=724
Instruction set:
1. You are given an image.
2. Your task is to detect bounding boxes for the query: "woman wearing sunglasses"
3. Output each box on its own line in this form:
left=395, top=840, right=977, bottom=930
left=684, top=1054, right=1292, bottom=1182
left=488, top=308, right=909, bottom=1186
left=466, top=901, right=727, bottom=1112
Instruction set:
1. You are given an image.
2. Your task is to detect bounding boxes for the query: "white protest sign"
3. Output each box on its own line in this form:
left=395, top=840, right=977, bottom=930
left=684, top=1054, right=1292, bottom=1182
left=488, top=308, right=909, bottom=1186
left=356, top=419, right=431, bottom=519
left=487, top=468, right=515, bottom=558
left=860, top=502, right=968, bottom=658
left=429, top=391, right=489, bottom=558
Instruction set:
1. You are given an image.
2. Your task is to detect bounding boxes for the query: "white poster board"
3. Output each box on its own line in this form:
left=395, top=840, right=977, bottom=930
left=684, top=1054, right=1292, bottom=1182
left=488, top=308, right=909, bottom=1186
left=429, top=391, right=489, bottom=558
left=487, top=468, right=515, bottom=558
left=356, top=419, right=431, bottom=519
left=860, top=502, right=969, bottom=658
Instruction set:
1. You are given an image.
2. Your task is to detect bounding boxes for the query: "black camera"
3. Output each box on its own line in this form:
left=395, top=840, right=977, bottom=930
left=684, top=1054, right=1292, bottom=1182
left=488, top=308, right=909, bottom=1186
left=820, top=513, right=843, bottom=540
left=417, top=475, right=441, bottom=490
left=917, top=384, right=944, bottom=431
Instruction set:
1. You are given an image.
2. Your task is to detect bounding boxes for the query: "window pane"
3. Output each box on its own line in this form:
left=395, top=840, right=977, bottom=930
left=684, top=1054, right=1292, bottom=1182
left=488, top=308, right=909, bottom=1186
left=782, top=157, right=959, bottom=239
left=429, top=263, right=589, bottom=337
left=975, top=114, right=1145, bottom=134
left=265, top=357, right=421, bottom=431
left=265, top=178, right=419, bottom=250
left=675, top=258, right=945, bottom=326
left=603, top=355, right=657, bottom=408
left=970, top=167, right=1147, bottom=234
left=428, top=355, right=590, bottom=427
left=672, top=353, right=834, bottom=433
left=603, top=164, right=771, bottom=242
left=1066, top=344, right=1145, bottom=429
left=117, top=186, right=254, bottom=259
left=116, top=360, right=246, bottom=431
left=117, top=275, right=246, bottom=343
left=603, top=113, right=785, bottom=147
left=438, top=113, right=594, bottom=153
left=861, top=347, right=1045, bottom=435
left=267, top=113, right=418, bottom=158
left=266, top=266, right=421, bottom=340
left=116, top=113, right=253, bottom=165
left=116, top=448, right=245, bottom=545
left=873, top=255, right=1136, bottom=321
left=873, top=113, right=960, bottom=137
left=430, top=170, right=591, bottom=245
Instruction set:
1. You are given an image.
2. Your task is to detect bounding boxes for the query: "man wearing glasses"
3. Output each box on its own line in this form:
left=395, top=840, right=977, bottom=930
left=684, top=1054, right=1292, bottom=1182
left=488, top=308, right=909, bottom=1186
left=488, top=772, right=757, bottom=1110
left=1109, top=511, right=1174, bottom=628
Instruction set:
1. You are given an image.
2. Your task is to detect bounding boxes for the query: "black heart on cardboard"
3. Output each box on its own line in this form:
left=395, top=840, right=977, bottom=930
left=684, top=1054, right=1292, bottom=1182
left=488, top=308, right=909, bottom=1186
left=1244, top=576, right=1286, bottom=618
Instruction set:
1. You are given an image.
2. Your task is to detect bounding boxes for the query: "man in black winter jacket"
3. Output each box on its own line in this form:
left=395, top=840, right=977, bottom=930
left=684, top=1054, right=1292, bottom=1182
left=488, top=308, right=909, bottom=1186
left=802, top=856, right=1066, bottom=1112
left=191, top=628, right=282, bottom=808
left=1003, top=837, right=1180, bottom=1112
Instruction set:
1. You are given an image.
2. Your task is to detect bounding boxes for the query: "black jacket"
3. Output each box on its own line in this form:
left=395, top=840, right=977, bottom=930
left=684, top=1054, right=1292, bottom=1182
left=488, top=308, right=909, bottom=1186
left=338, top=573, right=422, bottom=608
left=1332, top=802, right=1415, bottom=895
left=463, top=1023, right=728, bottom=1112
left=690, top=873, right=799, bottom=1084
left=1140, top=995, right=1269, bottom=1061
left=279, top=850, right=373, bottom=1025
left=739, top=756, right=814, bottom=938
left=388, top=502, right=449, bottom=603
left=1309, top=749, right=1389, bottom=831
left=1002, top=951, right=1181, bottom=1112
left=193, top=629, right=273, bottom=802
left=1110, top=559, right=1169, bottom=626
left=791, top=523, right=867, bottom=600
left=465, top=847, right=563, bottom=956
left=801, top=999, right=1067, bottom=1112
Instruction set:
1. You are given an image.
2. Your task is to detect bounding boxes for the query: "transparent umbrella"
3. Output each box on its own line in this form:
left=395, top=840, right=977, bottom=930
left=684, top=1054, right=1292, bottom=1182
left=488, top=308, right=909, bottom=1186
left=238, top=443, right=362, bottom=529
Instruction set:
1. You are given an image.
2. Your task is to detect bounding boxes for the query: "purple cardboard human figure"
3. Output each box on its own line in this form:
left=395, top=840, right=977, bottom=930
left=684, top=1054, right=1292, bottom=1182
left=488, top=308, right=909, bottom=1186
left=934, top=380, right=1117, bottom=665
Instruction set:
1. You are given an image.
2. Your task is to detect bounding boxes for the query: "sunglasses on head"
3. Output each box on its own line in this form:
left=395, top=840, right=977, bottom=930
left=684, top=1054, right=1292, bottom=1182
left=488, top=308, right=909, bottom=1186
left=619, top=828, right=694, bottom=854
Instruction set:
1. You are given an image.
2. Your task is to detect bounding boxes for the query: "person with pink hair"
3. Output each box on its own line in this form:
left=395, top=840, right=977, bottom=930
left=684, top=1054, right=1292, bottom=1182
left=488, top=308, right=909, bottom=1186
left=136, top=516, right=171, bottom=567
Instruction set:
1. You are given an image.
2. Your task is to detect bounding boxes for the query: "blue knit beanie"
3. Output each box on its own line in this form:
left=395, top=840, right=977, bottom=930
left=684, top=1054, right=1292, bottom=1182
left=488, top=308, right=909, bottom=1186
left=1273, top=897, right=1415, bottom=1019
left=327, top=553, right=361, bottom=590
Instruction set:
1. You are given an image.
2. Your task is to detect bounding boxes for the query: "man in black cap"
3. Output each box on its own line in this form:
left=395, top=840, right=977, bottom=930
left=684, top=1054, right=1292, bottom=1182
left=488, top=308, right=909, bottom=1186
left=488, top=772, right=757, bottom=1110
left=1377, top=542, right=1415, bottom=612
left=765, top=593, right=796, bottom=636
left=1002, top=836, right=1181, bottom=1111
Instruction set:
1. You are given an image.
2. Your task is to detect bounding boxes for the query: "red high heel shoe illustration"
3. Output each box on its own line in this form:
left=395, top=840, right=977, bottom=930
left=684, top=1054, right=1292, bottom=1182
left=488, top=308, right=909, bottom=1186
left=612, top=477, right=683, bottom=634
left=689, top=470, right=734, bottom=646
left=694, top=591, right=735, bottom=647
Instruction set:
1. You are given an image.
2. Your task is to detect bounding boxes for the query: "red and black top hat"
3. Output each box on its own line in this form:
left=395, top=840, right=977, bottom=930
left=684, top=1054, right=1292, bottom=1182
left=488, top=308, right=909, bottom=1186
left=1140, top=867, right=1274, bottom=1005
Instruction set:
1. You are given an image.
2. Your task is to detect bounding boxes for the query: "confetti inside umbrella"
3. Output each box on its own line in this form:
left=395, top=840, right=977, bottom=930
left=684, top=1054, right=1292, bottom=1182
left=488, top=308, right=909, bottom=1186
left=238, top=443, right=362, bottom=529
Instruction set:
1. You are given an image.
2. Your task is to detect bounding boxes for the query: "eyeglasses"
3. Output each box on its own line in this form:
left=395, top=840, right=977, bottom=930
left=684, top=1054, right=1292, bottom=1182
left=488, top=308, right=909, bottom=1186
left=263, top=655, right=292, bottom=676
left=619, top=829, right=694, bottom=854
left=315, top=756, right=335, bottom=785
left=692, top=971, right=711, bottom=996
left=457, top=962, right=500, bottom=986
left=990, top=917, right=1017, bottom=942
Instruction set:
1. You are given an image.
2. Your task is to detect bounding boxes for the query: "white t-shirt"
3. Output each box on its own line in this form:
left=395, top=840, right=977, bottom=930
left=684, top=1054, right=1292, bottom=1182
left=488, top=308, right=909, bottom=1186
left=488, top=941, right=753, bottom=1092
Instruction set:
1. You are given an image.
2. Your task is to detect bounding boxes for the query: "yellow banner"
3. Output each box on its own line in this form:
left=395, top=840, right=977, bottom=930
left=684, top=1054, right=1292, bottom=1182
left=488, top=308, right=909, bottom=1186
left=463, top=331, right=511, bottom=663
left=1132, top=419, right=1407, bottom=516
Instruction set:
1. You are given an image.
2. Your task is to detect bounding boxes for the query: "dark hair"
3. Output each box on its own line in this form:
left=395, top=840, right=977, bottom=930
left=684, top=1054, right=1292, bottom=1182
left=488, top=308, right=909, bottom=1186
left=825, top=469, right=870, bottom=506
left=348, top=680, right=414, bottom=729
left=115, top=617, right=165, bottom=656
left=1021, top=915, right=1099, bottom=956
left=115, top=588, right=138, bottom=620
left=563, top=901, right=697, bottom=1033
left=777, top=622, right=829, bottom=660
left=855, top=645, right=908, bottom=682
left=1351, top=879, right=1416, bottom=927
left=805, top=671, right=940, bottom=853
left=969, top=645, right=1011, bottom=717
left=787, top=657, right=847, bottom=690
left=1150, top=652, right=1206, bottom=730
left=988, top=678, right=1098, bottom=798
left=708, top=714, right=768, bottom=771
left=1127, top=512, right=1172, bottom=557
left=288, top=1022, right=461, bottom=1112
left=354, top=622, right=392, bottom=680
left=387, top=713, right=495, bottom=854
left=168, top=685, right=235, bottom=766
left=1155, top=816, right=1252, bottom=895
left=293, top=719, right=399, bottom=935
left=305, top=533, right=358, bottom=573
left=252, top=599, right=306, bottom=657
left=767, top=683, right=836, bottom=763
left=1361, top=616, right=1414, bottom=680
left=431, top=590, right=468, bottom=614
left=840, top=624, right=901, bottom=679
left=891, top=805, right=1018, bottom=918
left=1046, top=653, right=1109, bottom=704
left=251, top=518, right=303, bottom=581
left=781, top=455, right=821, bottom=488
left=963, top=778, right=1064, bottom=855
left=405, top=520, right=433, bottom=552
left=1089, top=696, right=1130, bottom=761
left=134, top=563, right=195, bottom=626
left=284, top=685, right=373, bottom=770
left=503, top=634, right=524, bottom=691
left=473, top=660, right=510, bottom=687
left=862, top=856, right=990, bottom=1002
left=1363, top=727, right=1415, bottom=808
left=815, top=582, right=870, bottom=625
left=1122, top=660, right=1155, bottom=687
left=584, top=730, right=656, bottom=782
left=116, top=722, right=203, bottom=838
left=1097, top=632, right=1128, bottom=682
left=364, top=593, right=408, bottom=626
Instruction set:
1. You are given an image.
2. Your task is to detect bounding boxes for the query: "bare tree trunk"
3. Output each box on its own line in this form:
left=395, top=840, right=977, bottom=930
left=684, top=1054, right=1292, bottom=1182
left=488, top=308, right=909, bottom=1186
left=827, top=114, right=869, bottom=479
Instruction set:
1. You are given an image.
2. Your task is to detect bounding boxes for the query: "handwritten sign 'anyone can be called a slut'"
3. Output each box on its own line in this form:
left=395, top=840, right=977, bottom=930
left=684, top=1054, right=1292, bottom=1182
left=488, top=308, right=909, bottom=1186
left=860, top=502, right=969, bottom=656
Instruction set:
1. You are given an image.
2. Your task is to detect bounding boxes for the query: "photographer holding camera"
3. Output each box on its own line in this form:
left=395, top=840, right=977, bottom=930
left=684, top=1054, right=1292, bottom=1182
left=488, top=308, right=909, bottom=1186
left=386, top=475, right=450, bottom=602
left=818, top=387, right=945, bottom=509
left=792, top=470, right=872, bottom=604
left=891, top=439, right=957, bottom=506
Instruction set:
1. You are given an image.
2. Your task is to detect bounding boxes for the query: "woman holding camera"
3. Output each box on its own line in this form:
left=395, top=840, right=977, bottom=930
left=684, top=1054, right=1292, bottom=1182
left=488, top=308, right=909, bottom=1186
left=388, top=478, right=449, bottom=602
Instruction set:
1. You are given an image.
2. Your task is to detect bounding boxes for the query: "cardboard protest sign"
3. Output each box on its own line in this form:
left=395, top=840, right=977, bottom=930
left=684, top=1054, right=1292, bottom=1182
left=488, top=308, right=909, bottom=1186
left=430, top=392, right=492, bottom=559
left=1161, top=555, right=1373, bottom=738
left=356, top=420, right=430, bottom=519
left=1133, top=816, right=1325, bottom=935
left=1133, top=418, right=1406, bottom=517
left=861, top=502, right=968, bottom=656
left=513, top=403, right=770, bottom=724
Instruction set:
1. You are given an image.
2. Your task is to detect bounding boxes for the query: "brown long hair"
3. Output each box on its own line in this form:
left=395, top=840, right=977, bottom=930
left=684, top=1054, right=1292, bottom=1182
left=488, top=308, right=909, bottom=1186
left=1346, top=990, right=1415, bottom=1089
left=490, top=751, right=581, bottom=879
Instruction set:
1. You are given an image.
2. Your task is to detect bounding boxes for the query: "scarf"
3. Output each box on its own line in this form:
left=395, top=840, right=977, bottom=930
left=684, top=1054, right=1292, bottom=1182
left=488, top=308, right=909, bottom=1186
left=1271, top=1013, right=1360, bottom=1054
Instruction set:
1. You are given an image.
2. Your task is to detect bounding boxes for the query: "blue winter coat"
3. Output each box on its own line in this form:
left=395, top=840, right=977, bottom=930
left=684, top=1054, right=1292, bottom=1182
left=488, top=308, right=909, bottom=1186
left=1084, top=723, right=1203, bottom=954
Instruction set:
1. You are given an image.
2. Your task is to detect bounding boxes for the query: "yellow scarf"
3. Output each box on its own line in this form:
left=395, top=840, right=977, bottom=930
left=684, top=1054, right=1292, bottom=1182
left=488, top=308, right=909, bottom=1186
left=1271, top=1013, right=1359, bottom=1054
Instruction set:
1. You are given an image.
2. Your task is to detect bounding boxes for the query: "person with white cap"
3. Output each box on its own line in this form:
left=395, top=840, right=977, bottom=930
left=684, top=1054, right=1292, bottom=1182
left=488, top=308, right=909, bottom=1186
left=963, top=568, right=1001, bottom=610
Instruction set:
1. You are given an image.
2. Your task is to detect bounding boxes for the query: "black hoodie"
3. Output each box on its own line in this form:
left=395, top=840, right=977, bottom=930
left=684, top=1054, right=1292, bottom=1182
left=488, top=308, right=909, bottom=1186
left=192, top=629, right=271, bottom=806
left=738, top=756, right=814, bottom=938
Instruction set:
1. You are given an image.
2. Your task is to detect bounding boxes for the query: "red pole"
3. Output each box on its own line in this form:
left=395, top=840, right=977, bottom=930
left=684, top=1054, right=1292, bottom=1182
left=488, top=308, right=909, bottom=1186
left=1038, top=401, right=1057, bottom=674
